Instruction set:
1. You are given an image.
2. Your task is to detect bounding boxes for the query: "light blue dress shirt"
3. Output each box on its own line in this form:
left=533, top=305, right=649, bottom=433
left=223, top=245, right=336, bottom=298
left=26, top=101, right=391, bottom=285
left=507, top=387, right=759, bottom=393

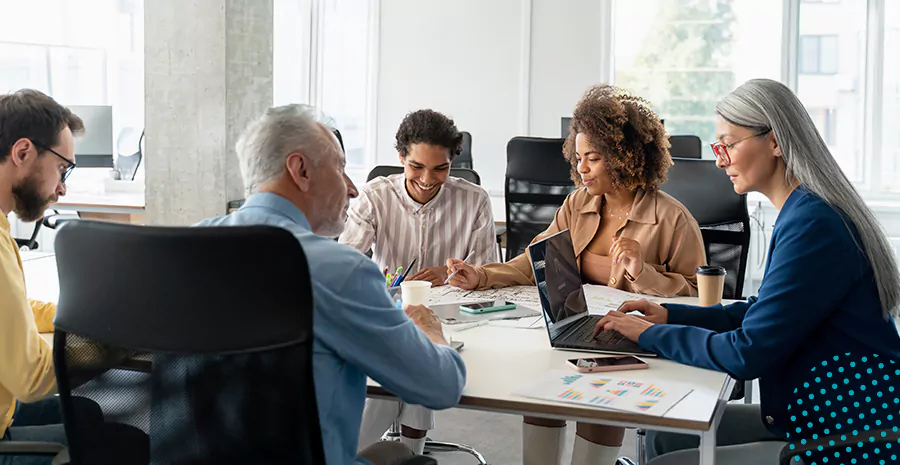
left=198, top=193, right=466, bottom=465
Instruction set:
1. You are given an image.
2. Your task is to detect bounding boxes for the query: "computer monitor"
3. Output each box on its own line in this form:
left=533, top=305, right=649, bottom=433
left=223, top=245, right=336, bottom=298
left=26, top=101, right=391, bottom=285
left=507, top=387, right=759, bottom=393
left=68, top=105, right=114, bottom=168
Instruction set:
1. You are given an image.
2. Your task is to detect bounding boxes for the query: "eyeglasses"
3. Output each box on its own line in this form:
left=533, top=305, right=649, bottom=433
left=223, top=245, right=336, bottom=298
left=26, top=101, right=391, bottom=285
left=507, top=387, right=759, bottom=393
left=32, top=141, right=76, bottom=183
left=709, top=129, right=771, bottom=166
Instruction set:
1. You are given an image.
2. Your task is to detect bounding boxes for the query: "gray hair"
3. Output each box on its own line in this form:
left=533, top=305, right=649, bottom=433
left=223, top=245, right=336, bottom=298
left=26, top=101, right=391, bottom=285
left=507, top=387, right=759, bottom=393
left=236, top=104, right=338, bottom=195
left=717, top=78, right=900, bottom=319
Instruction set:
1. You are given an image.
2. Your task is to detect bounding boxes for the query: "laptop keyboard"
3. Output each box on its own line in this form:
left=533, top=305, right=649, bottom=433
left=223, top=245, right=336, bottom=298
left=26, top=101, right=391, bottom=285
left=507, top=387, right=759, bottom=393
left=568, top=317, right=626, bottom=345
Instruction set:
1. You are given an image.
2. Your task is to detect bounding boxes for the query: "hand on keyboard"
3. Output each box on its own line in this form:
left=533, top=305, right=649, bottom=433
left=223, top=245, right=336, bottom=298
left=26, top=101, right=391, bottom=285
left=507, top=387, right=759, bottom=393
left=593, top=312, right=656, bottom=343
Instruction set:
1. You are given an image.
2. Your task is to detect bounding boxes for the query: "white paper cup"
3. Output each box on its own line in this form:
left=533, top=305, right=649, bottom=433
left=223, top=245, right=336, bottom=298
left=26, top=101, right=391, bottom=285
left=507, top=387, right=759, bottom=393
left=401, top=281, right=432, bottom=307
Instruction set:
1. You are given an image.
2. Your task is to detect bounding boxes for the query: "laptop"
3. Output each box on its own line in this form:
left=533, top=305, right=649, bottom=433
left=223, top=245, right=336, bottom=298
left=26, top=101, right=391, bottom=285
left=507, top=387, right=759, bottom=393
left=528, top=229, right=655, bottom=357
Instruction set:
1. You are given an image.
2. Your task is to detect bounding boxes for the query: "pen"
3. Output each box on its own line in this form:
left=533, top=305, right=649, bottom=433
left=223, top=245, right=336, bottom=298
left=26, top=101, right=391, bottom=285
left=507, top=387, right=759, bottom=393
left=395, top=257, right=418, bottom=286
left=444, top=251, right=475, bottom=285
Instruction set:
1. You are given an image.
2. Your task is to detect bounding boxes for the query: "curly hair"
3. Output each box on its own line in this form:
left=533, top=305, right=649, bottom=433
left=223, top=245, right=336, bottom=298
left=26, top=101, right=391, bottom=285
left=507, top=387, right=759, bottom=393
left=563, top=84, right=672, bottom=192
left=395, top=109, right=463, bottom=160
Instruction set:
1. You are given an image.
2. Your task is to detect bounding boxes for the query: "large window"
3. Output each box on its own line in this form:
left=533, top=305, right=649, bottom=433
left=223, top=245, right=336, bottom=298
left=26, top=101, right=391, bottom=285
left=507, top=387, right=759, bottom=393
left=274, top=0, right=377, bottom=173
left=0, top=0, right=144, bottom=153
left=797, top=1, right=866, bottom=182
left=613, top=0, right=783, bottom=154
left=882, top=0, right=900, bottom=192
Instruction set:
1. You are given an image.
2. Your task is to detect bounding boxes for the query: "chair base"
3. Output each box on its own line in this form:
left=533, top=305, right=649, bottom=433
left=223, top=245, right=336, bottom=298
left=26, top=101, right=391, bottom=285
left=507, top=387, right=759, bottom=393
left=380, top=429, right=489, bottom=464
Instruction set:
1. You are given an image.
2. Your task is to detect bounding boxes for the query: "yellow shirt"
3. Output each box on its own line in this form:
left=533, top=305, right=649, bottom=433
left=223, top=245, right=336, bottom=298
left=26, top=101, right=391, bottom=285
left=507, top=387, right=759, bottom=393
left=0, top=214, right=57, bottom=437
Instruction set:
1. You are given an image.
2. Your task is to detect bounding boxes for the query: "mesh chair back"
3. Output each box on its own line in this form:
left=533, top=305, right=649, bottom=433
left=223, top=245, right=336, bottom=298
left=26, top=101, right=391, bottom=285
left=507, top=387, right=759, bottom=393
left=505, top=137, right=575, bottom=261
left=366, top=165, right=481, bottom=185
left=661, top=158, right=750, bottom=299
left=52, top=221, right=323, bottom=465
left=451, top=131, right=473, bottom=169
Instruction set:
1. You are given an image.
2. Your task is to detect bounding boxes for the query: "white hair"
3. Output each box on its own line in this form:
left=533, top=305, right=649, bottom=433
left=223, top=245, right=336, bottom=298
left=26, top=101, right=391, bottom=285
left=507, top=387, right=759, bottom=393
left=236, top=104, right=338, bottom=195
left=718, top=79, right=900, bottom=319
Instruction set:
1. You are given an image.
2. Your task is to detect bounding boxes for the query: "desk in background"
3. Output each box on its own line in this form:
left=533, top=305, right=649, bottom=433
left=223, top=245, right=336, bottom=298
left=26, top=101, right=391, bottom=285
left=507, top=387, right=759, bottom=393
left=52, top=192, right=146, bottom=224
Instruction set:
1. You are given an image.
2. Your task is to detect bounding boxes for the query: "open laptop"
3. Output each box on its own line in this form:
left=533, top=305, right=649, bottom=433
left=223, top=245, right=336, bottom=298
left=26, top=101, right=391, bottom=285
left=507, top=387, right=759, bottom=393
left=528, top=229, right=655, bottom=356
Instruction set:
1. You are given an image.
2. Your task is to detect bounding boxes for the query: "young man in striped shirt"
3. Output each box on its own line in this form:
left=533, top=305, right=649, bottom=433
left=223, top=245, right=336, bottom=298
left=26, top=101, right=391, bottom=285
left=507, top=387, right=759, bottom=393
left=340, top=109, right=495, bottom=454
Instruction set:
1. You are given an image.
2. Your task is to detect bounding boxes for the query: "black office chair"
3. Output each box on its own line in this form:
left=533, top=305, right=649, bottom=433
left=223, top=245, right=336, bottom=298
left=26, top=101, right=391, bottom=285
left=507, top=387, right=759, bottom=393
left=668, top=135, right=702, bottom=159
left=366, top=165, right=481, bottom=186
left=504, top=137, right=575, bottom=261
left=450, top=131, right=473, bottom=169
left=660, top=158, right=750, bottom=300
left=13, top=220, right=42, bottom=251
left=50, top=222, right=327, bottom=464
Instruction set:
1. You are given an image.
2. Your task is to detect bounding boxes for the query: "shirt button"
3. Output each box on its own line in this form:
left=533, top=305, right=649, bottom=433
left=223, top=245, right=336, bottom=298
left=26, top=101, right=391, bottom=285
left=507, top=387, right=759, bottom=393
left=609, top=277, right=617, bottom=285
left=766, top=416, right=774, bottom=425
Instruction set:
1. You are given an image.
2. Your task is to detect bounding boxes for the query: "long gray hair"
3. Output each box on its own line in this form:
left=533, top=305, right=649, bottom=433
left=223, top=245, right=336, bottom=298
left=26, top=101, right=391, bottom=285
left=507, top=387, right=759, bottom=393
left=717, top=78, right=900, bottom=319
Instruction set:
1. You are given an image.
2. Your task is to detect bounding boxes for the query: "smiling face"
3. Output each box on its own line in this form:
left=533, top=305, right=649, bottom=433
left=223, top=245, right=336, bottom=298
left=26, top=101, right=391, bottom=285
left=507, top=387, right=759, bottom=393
left=574, top=132, right=613, bottom=197
left=400, top=143, right=452, bottom=204
left=714, top=115, right=781, bottom=195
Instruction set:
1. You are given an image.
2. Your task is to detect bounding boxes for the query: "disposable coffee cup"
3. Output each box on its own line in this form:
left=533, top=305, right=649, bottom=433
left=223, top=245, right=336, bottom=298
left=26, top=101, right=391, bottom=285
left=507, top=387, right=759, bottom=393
left=401, top=281, right=432, bottom=308
left=696, top=266, right=726, bottom=307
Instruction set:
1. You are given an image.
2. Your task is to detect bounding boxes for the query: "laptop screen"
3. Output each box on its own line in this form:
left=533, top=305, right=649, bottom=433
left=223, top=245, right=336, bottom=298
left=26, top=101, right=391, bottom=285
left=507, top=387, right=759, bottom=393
left=528, top=229, right=589, bottom=333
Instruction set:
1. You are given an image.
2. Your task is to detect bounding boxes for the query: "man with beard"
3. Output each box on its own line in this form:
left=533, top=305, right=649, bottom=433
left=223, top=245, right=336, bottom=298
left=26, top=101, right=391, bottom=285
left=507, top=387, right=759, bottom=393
left=0, top=89, right=91, bottom=463
left=198, top=104, right=466, bottom=465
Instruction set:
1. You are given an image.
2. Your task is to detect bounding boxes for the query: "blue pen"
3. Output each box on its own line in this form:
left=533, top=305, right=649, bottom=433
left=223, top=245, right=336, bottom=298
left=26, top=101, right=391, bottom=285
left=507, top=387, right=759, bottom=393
left=395, top=257, right=418, bottom=286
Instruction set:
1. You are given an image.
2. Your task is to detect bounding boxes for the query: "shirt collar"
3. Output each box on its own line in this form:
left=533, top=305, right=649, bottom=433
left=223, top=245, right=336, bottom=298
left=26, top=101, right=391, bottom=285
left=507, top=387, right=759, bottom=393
left=579, top=188, right=657, bottom=224
left=0, top=213, right=9, bottom=232
left=240, top=192, right=312, bottom=230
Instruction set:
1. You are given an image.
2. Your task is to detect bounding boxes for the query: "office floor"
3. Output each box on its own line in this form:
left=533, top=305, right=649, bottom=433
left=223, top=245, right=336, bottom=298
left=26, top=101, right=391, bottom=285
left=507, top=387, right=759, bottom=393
left=421, top=408, right=638, bottom=464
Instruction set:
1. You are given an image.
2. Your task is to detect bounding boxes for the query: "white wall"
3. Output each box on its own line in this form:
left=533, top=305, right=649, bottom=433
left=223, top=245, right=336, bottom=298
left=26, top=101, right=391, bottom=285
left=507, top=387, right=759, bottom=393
left=375, top=0, right=606, bottom=194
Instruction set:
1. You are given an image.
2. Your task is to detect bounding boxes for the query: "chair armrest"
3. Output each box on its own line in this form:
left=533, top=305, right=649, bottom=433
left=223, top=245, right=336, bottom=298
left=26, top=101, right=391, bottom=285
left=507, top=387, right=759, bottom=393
left=42, top=213, right=79, bottom=230
left=393, top=456, right=438, bottom=465
left=0, top=441, right=66, bottom=458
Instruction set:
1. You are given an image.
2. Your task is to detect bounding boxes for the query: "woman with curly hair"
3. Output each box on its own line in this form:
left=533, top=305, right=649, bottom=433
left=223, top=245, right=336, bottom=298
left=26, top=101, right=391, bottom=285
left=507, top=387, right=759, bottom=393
left=446, top=84, right=706, bottom=465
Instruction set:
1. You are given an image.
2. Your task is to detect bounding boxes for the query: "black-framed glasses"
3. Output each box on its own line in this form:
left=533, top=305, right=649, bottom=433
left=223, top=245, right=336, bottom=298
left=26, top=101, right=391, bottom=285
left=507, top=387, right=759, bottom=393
left=32, top=141, right=76, bottom=183
left=710, top=129, right=771, bottom=166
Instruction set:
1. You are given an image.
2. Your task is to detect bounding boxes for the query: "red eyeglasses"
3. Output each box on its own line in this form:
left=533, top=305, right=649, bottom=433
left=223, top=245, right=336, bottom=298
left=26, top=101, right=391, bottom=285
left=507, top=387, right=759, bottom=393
left=710, top=129, right=771, bottom=165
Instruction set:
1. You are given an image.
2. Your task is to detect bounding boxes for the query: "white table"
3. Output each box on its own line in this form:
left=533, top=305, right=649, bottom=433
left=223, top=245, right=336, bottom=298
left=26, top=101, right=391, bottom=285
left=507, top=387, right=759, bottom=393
left=22, top=256, right=733, bottom=465
left=368, top=290, right=735, bottom=465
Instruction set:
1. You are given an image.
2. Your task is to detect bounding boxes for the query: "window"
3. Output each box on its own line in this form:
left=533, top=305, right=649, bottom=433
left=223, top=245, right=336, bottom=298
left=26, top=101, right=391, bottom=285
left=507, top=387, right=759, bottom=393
left=0, top=0, right=144, bottom=169
left=612, top=0, right=783, bottom=155
left=799, top=35, right=839, bottom=74
left=881, top=0, right=900, bottom=192
left=274, top=0, right=377, bottom=172
left=796, top=1, right=866, bottom=182
left=807, top=108, right=837, bottom=145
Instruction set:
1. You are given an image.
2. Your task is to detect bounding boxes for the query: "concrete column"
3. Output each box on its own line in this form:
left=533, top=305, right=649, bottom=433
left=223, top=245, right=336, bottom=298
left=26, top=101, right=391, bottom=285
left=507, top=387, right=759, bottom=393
left=144, top=0, right=273, bottom=225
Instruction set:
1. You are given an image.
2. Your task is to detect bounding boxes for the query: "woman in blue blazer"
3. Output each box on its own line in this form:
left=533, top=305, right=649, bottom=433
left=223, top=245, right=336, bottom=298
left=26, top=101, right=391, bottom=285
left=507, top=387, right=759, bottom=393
left=596, top=79, right=900, bottom=465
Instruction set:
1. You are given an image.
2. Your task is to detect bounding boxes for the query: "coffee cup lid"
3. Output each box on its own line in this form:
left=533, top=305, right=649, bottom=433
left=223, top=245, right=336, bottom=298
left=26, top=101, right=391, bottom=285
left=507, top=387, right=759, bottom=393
left=696, top=265, right=726, bottom=276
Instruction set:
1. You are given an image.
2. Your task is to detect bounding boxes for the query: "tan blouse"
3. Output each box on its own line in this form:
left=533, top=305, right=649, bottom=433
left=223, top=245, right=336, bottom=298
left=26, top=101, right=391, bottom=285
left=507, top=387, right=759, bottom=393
left=475, top=187, right=706, bottom=297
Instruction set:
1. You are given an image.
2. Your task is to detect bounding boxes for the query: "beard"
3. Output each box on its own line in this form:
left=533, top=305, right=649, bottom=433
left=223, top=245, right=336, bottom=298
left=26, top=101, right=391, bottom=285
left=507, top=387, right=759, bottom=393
left=12, top=172, right=53, bottom=222
left=313, top=200, right=349, bottom=238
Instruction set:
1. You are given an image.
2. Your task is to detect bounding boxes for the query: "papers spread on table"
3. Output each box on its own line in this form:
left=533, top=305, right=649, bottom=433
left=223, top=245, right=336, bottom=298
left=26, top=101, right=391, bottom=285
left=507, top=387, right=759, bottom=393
left=514, top=370, right=693, bottom=417
left=429, top=285, right=542, bottom=308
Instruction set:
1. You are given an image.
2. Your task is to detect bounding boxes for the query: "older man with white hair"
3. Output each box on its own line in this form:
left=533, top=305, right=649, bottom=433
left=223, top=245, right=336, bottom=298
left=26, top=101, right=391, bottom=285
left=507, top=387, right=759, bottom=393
left=198, top=104, right=466, bottom=465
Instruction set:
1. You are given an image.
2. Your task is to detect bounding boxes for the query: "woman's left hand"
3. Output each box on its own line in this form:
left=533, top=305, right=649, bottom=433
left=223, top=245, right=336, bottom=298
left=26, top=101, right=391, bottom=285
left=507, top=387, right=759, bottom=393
left=594, top=311, right=655, bottom=342
left=610, top=237, right=644, bottom=278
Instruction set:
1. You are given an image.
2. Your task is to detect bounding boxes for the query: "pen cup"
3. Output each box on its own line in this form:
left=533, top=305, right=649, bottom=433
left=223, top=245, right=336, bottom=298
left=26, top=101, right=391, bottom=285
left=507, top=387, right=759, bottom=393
left=400, top=280, right=432, bottom=308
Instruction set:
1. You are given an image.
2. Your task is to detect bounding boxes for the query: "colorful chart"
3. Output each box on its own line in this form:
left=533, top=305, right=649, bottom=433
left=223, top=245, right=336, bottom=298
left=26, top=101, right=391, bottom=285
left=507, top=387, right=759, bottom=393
left=618, top=380, right=644, bottom=388
left=608, top=389, right=629, bottom=397
left=589, top=379, right=611, bottom=388
left=640, top=385, right=666, bottom=397
left=558, top=388, right=585, bottom=401
left=636, top=399, right=659, bottom=411
left=587, top=396, right=615, bottom=406
left=562, top=375, right=582, bottom=385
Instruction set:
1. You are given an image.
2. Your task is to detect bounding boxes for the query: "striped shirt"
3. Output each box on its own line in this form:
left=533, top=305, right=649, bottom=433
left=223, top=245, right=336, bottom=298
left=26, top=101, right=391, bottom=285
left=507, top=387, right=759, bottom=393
left=339, top=174, right=496, bottom=274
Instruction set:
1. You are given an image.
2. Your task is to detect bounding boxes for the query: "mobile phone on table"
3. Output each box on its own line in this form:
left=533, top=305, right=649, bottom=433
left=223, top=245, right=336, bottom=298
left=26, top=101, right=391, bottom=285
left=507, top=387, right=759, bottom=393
left=566, top=356, right=649, bottom=373
left=459, top=300, right=517, bottom=314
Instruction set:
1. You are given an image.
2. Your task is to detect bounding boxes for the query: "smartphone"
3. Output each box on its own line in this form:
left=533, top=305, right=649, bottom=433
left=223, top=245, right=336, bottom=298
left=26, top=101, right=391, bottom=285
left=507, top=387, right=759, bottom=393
left=566, top=356, right=649, bottom=373
left=459, top=300, right=517, bottom=314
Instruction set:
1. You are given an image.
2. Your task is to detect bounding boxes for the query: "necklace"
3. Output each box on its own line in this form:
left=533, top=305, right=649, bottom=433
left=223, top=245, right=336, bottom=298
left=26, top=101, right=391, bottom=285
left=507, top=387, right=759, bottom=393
left=604, top=202, right=631, bottom=221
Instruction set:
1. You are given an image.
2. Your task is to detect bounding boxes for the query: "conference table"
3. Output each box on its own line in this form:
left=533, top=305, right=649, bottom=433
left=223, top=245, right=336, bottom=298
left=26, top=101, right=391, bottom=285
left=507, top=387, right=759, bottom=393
left=24, top=252, right=735, bottom=465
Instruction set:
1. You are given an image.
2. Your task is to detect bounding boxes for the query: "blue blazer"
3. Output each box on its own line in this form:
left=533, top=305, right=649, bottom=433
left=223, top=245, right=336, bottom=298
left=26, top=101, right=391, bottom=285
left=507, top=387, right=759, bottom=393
left=638, top=188, right=900, bottom=437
